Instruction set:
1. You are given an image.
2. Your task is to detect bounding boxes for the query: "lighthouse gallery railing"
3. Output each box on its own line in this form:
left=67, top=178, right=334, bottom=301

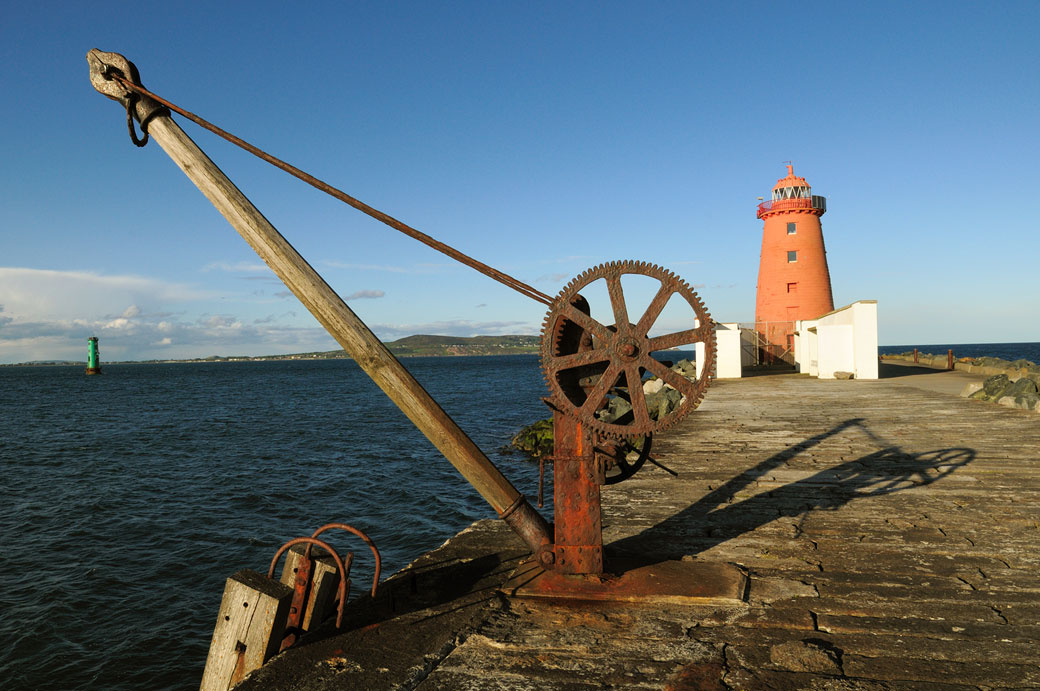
left=756, top=195, right=827, bottom=218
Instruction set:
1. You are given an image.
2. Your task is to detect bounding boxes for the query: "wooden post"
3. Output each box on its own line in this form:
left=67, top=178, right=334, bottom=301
left=279, top=545, right=341, bottom=632
left=86, top=50, right=551, bottom=554
left=200, top=570, right=293, bottom=691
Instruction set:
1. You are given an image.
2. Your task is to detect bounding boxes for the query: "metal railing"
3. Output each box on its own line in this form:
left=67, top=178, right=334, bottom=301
left=756, top=195, right=827, bottom=218
left=736, top=321, right=797, bottom=367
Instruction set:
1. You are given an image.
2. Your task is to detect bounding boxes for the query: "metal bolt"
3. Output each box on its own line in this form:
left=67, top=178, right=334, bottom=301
left=539, top=550, right=556, bottom=566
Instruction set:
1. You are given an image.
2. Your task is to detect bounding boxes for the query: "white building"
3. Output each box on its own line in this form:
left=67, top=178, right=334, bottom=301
left=694, top=304, right=878, bottom=380
left=695, top=323, right=757, bottom=379
left=793, top=301, right=878, bottom=379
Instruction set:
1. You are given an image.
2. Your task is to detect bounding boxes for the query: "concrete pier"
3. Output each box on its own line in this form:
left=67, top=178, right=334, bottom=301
left=238, top=363, right=1039, bottom=689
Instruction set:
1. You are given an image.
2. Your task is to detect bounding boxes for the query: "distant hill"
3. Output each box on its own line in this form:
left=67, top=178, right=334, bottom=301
left=386, top=334, right=540, bottom=357
left=217, top=334, right=540, bottom=361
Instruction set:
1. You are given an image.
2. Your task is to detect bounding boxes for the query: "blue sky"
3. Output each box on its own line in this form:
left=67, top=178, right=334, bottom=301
left=2, top=2, right=1037, bottom=363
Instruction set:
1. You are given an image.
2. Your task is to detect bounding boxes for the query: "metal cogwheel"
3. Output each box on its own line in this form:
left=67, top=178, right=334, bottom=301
left=540, top=260, right=716, bottom=439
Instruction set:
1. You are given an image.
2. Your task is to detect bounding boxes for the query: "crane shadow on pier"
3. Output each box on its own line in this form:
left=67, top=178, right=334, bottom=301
left=607, top=417, right=976, bottom=567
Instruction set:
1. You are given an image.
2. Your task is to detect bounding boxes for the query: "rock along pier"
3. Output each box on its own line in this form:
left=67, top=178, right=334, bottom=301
left=237, top=363, right=1040, bottom=690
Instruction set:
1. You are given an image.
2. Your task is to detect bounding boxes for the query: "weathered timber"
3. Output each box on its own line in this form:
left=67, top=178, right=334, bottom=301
left=279, top=545, right=341, bottom=632
left=86, top=50, right=550, bottom=554
left=200, top=570, right=292, bottom=691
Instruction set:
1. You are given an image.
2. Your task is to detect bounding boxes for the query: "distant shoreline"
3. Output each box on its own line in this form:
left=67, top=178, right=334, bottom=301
left=0, top=334, right=542, bottom=367
left=5, top=338, right=1036, bottom=368
left=0, top=352, right=538, bottom=367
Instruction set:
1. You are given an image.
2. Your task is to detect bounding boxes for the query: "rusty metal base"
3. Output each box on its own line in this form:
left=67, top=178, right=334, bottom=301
left=502, top=558, right=747, bottom=605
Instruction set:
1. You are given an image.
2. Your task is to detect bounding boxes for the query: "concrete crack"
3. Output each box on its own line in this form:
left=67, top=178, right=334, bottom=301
left=401, top=633, right=465, bottom=690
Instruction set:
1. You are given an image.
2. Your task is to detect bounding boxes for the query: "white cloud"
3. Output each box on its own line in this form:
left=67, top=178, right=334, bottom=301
left=0, top=268, right=212, bottom=324
left=0, top=267, right=319, bottom=362
left=345, top=289, right=385, bottom=300
left=202, top=261, right=271, bottom=273
left=0, top=267, right=539, bottom=363
left=202, top=314, right=241, bottom=329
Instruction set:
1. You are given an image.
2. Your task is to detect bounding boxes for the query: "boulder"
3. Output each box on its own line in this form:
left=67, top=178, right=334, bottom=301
left=643, top=378, right=665, bottom=395
left=995, top=379, right=1040, bottom=411
left=997, top=392, right=1040, bottom=411
left=834, top=371, right=854, bottom=380
left=509, top=418, right=554, bottom=457
left=977, top=356, right=1012, bottom=370
left=1005, top=377, right=1039, bottom=398
left=673, top=359, right=697, bottom=378
left=597, top=396, right=633, bottom=424
left=643, top=386, right=682, bottom=420
left=981, top=374, right=1012, bottom=401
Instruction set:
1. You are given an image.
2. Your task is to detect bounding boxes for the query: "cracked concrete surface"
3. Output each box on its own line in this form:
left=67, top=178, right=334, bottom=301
left=238, top=367, right=1040, bottom=690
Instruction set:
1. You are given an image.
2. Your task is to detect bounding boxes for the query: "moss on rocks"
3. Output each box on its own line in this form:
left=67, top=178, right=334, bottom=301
left=510, top=418, right=554, bottom=457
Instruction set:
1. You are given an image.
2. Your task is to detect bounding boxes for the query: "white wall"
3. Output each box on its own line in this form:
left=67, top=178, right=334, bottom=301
left=817, top=324, right=854, bottom=378
left=696, top=323, right=757, bottom=379
left=715, top=323, right=743, bottom=378
left=794, top=301, right=878, bottom=379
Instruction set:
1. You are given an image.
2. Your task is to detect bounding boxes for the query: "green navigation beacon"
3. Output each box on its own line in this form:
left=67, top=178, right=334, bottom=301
left=86, top=336, right=102, bottom=375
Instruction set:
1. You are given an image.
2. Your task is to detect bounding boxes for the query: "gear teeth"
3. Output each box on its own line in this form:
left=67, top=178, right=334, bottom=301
left=540, top=260, right=716, bottom=439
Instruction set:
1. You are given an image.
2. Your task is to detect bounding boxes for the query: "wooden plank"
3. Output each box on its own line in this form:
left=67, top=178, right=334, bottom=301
left=279, top=545, right=341, bottom=631
left=200, top=570, right=292, bottom=691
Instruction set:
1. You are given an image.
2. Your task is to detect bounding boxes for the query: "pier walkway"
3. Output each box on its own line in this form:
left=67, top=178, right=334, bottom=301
left=239, top=366, right=1039, bottom=689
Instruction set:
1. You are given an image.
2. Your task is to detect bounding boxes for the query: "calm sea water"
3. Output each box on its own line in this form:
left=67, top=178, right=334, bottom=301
left=878, top=341, right=1040, bottom=363
left=0, top=355, right=558, bottom=690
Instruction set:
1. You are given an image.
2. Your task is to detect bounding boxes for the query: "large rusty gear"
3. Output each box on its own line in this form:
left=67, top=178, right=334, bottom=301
left=541, top=261, right=716, bottom=439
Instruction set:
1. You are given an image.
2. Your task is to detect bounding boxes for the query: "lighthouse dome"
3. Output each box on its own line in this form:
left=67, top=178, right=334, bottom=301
left=772, top=164, right=811, bottom=200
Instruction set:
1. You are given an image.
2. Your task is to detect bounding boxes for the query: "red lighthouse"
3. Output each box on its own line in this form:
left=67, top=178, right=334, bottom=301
left=754, top=164, right=833, bottom=362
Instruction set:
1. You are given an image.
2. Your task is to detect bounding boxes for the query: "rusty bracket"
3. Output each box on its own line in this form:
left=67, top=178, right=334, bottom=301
left=268, top=537, right=350, bottom=650
left=311, top=522, right=381, bottom=598
left=500, top=495, right=555, bottom=567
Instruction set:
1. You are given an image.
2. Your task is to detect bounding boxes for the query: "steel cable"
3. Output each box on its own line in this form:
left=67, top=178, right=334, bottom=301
left=108, top=72, right=554, bottom=306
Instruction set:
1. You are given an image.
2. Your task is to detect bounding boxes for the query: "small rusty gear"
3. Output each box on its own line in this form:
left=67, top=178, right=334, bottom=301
left=541, top=261, right=715, bottom=439
left=599, top=434, right=653, bottom=485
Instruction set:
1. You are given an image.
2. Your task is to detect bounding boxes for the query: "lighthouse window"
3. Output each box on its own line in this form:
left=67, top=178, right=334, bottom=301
left=787, top=222, right=797, bottom=234
left=787, top=251, right=797, bottom=263
left=787, top=282, right=798, bottom=293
